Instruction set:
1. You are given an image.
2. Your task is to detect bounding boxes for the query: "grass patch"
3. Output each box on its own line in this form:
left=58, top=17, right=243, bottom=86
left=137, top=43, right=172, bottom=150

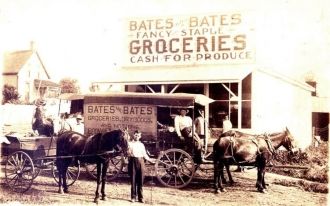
left=268, top=141, right=328, bottom=193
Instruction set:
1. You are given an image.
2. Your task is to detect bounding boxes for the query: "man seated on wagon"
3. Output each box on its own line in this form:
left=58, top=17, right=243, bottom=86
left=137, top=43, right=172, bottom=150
left=174, top=108, right=204, bottom=163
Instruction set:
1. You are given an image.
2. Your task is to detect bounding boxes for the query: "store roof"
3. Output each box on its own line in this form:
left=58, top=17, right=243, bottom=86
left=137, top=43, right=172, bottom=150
left=94, top=66, right=314, bottom=92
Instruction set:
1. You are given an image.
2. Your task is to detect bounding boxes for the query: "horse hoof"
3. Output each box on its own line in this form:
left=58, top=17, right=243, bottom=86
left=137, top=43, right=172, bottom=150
left=101, top=196, right=108, bottom=201
left=258, top=188, right=267, bottom=193
left=94, top=197, right=99, bottom=204
left=221, top=188, right=227, bottom=193
left=63, top=189, right=69, bottom=194
left=58, top=189, right=64, bottom=194
left=215, top=189, right=220, bottom=194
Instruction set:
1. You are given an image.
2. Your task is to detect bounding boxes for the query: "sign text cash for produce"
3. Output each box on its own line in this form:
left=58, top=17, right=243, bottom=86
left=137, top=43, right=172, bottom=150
left=125, top=12, right=256, bottom=66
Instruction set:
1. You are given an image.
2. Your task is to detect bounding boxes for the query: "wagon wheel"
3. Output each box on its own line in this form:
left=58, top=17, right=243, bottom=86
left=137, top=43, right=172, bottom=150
left=155, top=148, right=195, bottom=188
left=85, top=153, right=125, bottom=181
left=31, top=159, right=43, bottom=179
left=5, top=151, right=35, bottom=193
left=52, top=160, right=80, bottom=186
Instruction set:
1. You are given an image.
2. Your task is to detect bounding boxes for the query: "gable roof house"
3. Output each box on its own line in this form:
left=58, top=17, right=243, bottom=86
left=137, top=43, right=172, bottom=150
left=2, top=42, right=60, bottom=103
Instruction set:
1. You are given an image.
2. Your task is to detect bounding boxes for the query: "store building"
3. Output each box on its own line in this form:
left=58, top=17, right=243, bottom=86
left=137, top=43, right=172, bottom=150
left=93, top=12, right=314, bottom=149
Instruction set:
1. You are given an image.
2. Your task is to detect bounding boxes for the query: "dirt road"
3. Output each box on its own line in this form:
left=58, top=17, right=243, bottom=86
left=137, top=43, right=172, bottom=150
left=0, top=167, right=327, bottom=206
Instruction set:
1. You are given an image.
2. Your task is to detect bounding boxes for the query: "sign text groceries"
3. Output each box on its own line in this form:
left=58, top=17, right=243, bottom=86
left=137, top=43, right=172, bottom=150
left=84, top=104, right=157, bottom=136
left=126, top=13, right=255, bottom=66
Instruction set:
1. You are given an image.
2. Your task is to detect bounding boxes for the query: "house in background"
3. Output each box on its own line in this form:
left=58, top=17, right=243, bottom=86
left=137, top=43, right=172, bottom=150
left=2, top=42, right=60, bottom=103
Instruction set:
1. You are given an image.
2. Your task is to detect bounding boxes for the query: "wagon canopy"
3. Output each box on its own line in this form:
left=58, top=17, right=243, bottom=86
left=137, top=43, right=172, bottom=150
left=82, top=92, right=214, bottom=108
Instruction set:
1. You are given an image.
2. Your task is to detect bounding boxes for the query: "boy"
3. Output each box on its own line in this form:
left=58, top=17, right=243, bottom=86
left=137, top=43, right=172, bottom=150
left=128, top=130, right=155, bottom=203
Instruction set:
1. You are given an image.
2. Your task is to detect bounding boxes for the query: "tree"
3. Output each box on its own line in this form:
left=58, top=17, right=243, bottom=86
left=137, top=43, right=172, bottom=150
left=2, top=84, right=21, bottom=104
left=59, top=78, right=80, bottom=94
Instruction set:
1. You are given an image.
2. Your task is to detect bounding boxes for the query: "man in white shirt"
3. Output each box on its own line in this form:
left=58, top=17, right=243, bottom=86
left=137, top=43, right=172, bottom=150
left=127, top=130, right=154, bottom=203
left=73, top=114, right=84, bottom=134
left=174, top=109, right=193, bottom=141
left=174, top=109, right=203, bottom=162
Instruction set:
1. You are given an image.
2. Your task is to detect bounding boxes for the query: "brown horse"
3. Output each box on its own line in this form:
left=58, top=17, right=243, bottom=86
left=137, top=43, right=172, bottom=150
left=56, top=129, right=129, bottom=203
left=213, top=127, right=297, bottom=193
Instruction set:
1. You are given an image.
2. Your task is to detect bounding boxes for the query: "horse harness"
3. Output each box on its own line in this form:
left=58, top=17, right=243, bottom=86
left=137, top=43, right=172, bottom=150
left=223, top=133, right=276, bottom=165
left=81, top=133, right=116, bottom=161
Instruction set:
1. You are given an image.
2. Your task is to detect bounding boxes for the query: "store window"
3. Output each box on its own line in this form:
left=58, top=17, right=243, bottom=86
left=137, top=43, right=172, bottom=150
left=209, top=83, right=238, bottom=128
left=209, top=74, right=252, bottom=129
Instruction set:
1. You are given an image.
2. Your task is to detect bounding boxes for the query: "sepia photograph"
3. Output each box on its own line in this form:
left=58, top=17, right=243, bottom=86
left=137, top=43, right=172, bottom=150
left=0, top=0, right=329, bottom=205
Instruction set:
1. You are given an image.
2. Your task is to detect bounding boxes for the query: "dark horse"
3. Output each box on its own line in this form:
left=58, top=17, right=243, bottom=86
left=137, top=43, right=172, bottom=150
left=32, top=106, right=54, bottom=136
left=213, top=127, right=297, bottom=193
left=56, top=129, right=129, bottom=203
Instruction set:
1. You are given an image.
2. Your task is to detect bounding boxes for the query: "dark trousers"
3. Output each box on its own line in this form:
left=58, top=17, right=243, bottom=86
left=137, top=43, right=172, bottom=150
left=181, top=127, right=202, bottom=163
left=128, top=157, right=145, bottom=200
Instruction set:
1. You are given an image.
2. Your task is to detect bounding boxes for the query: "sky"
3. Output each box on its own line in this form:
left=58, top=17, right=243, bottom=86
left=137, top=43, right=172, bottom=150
left=0, top=0, right=329, bottom=94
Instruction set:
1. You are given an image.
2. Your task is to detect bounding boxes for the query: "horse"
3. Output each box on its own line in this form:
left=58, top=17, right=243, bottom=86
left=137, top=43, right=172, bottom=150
left=56, top=129, right=129, bottom=203
left=213, top=127, right=298, bottom=194
left=32, top=106, right=54, bottom=136
left=217, top=130, right=272, bottom=185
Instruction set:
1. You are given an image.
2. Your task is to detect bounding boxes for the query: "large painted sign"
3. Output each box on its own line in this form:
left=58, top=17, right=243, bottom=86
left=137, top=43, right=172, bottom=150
left=84, top=103, right=157, bottom=138
left=124, top=12, right=255, bottom=67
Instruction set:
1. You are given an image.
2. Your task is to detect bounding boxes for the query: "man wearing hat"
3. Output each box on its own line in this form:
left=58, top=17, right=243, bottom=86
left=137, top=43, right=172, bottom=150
left=174, top=108, right=203, bottom=162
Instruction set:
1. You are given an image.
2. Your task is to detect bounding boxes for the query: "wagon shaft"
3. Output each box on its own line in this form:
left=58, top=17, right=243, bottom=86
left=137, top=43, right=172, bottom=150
left=267, top=164, right=309, bottom=170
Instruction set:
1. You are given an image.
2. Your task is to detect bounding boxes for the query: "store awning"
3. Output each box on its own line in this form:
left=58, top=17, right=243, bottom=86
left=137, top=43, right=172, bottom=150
left=59, top=92, right=214, bottom=107
left=58, top=93, right=84, bottom=101
left=96, top=66, right=252, bottom=85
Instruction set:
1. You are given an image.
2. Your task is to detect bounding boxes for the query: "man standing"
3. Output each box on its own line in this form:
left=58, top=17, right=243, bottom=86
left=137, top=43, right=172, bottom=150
left=128, top=130, right=155, bottom=203
left=194, top=109, right=205, bottom=139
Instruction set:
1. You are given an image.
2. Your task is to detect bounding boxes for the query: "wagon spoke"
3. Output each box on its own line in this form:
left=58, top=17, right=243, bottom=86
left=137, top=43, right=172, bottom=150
left=7, top=159, right=16, bottom=167
left=6, top=172, right=18, bottom=178
left=7, top=174, right=19, bottom=183
left=158, top=160, right=171, bottom=167
left=159, top=171, right=170, bottom=180
left=10, top=175, right=19, bottom=187
left=22, top=157, right=28, bottom=168
left=166, top=175, right=173, bottom=185
left=164, top=153, right=173, bottom=165
left=177, top=173, right=185, bottom=184
left=10, top=155, right=19, bottom=167
left=177, top=153, right=183, bottom=164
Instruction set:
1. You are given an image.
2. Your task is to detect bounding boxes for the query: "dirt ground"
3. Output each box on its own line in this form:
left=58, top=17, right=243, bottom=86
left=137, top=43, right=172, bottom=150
left=0, top=165, right=327, bottom=206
